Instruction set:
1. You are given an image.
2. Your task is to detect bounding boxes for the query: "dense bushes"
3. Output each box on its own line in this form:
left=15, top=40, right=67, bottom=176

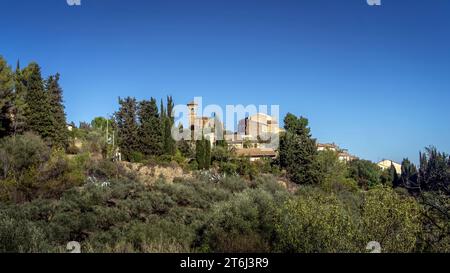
left=0, top=133, right=448, bottom=253
left=0, top=171, right=446, bottom=253
left=0, top=133, right=50, bottom=179
left=418, top=192, right=450, bottom=252
left=0, top=133, right=87, bottom=202
left=0, top=211, right=50, bottom=253
left=347, top=159, right=382, bottom=189
left=196, top=177, right=289, bottom=252
left=0, top=172, right=288, bottom=253
left=317, top=150, right=358, bottom=192
left=360, top=186, right=422, bottom=252
left=275, top=187, right=361, bottom=253
left=275, top=186, right=422, bottom=253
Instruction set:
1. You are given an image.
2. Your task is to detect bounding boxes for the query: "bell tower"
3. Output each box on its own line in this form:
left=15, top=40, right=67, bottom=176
left=187, top=101, right=198, bottom=139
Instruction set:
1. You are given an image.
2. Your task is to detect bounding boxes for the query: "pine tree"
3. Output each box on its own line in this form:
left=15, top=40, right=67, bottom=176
left=46, top=73, right=69, bottom=148
left=138, top=98, right=163, bottom=156
left=114, top=97, right=139, bottom=161
left=278, top=113, right=321, bottom=184
left=23, top=63, right=54, bottom=141
left=0, top=56, right=14, bottom=137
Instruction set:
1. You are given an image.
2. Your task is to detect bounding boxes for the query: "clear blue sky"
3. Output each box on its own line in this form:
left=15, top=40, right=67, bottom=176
left=1, top=0, right=450, bottom=163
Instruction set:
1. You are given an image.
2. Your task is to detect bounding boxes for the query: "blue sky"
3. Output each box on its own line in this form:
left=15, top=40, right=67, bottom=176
left=1, top=0, right=450, bottom=163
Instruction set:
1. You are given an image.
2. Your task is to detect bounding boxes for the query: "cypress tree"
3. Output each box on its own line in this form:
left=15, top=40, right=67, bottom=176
left=46, top=73, right=69, bottom=148
left=177, top=123, right=193, bottom=158
left=114, top=97, right=139, bottom=161
left=0, top=56, right=14, bottom=137
left=196, top=138, right=205, bottom=169
left=196, top=136, right=211, bottom=170
left=400, top=158, right=418, bottom=191
left=23, top=63, right=54, bottom=141
left=389, top=163, right=401, bottom=188
left=204, top=138, right=211, bottom=169
left=11, top=60, right=28, bottom=135
left=178, top=138, right=192, bottom=158
left=138, top=98, right=163, bottom=156
left=418, top=147, right=449, bottom=193
left=163, top=95, right=176, bottom=156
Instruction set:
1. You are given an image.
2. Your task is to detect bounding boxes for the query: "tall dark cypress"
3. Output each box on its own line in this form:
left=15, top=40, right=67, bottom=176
left=204, top=138, right=211, bottom=169
left=23, top=63, right=54, bottom=141
left=418, top=147, right=449, bottom=193
left=196, top=136, right=211, bottom=170
left=389, top=164, right=401, bottom=188
left=46, top=73, right=69, bottom=148
left=163, top=95, right=176, bottom=156
left=196, top=138, right=205, bottom=169
left=400, top=158, right=418, bottom=191
left=160, top=99, right=165, bottom=121
left=114, top=97, right=139, bottom=161
left=138, top=98, right=163, bottom=156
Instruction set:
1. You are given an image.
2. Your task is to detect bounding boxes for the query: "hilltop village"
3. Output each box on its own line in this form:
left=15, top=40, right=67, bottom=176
left=161, top=99, right=398, bottom=172
left=1, top=58, right=449, bottom=253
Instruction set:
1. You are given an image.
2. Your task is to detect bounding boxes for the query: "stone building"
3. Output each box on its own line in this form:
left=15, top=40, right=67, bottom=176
left=377, top=159, right=402, bottom=174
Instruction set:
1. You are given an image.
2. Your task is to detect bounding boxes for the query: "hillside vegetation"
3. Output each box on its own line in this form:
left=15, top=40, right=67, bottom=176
left=0, top=57, right=449, bottom=253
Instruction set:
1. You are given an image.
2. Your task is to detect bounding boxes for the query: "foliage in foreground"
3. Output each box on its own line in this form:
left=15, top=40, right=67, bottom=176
left=0, top=170, right=436, bottom=253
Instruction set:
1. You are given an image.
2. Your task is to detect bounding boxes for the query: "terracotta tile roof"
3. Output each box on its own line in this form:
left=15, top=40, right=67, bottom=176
left=317, top=143, right=338, bottom=148
left=235, top=148, right=277, bottom=157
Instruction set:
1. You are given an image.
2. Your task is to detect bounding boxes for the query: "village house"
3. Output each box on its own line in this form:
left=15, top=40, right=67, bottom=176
left=234, top=148, right=277, bottom=162
left=316, top=143, right=358, bottom=162
left=317, top=143, right=339, bottom=152
left=237, top=113, right=284, bottom=139
left=377, top=159, right=402, bottom=174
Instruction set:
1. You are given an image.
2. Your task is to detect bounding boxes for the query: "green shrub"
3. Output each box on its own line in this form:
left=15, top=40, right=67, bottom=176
left=275, top=187, right=361, bottom=253
left=317, top=150, right=358, bottom=193
left=66, top=143, right=80, bottom=155
left=172, top=150, right=187, bottom=167
left=347, top=159, right=382, bottom=189
left=88, top=159, right=119, bottom=180
left=130, top=151, right=145, bottom=163
left=0, top=211, right=51, bottom=253
left=0, top=134, right=87, bottom=202
left=188, top=160, right=198, bottom=171
left=252, top=159, right=273, bottom=174
left=35, top=150, right=86, bottom=199
left=0, top=133, right=50, bottom=179
left=218, top=176, right=248, bottom=193
left=211, top=146, right=231, bottom=163
left=236, top=157, right=258, bottom=180
left=195, top=183, right=287, bottom=253
left=217, top=161, right=237, bottom=175
left=360, top=186, right=422, bottom=253
left=418, top=192, right=450, bottom=252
